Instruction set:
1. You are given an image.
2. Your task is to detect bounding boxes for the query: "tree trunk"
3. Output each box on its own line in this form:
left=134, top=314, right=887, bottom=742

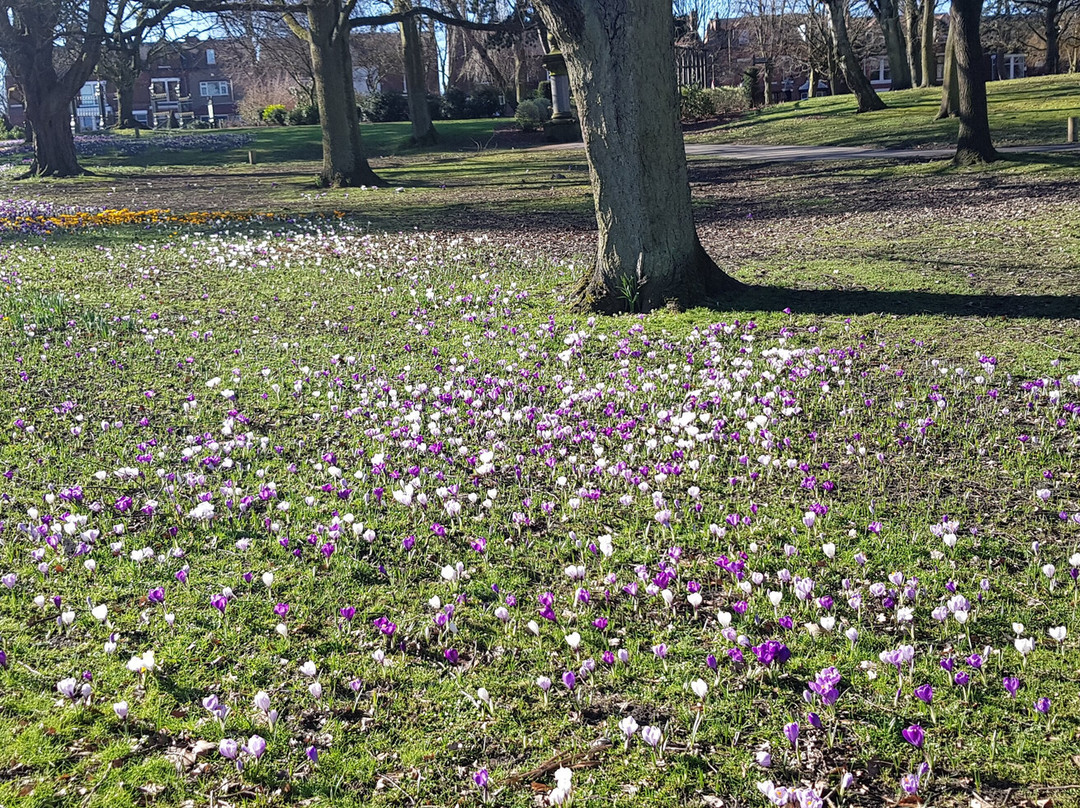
left=878, top=0, right=913, bottom=88
left=827, top=0, right=888, bottom=111
left=937, top=13, right=960, bottom=118
left=1044, top=0, right=1060, bottom=74
left=0, top=0, right=107, bottom=178
left=514, top=39, right=528, bottom=103
left=397, top=1, right=437, bottom=146
left=808, top=66, right=818, bottom=97
left=25, top=90, right=82, bottom=176
left=921, top=0, right=938, bottom=86
left=115, top=69, right=144, bottom=129
left=306, top=0, right=382, bottom=186
left=952, top=0, right=997, bottom=163
left=904, top=0, right=922, bottom=87
left=535, top=0, right=742, bottom=313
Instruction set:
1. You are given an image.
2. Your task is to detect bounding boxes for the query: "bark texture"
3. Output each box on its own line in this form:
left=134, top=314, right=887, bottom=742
left=937, top=14, right=959, bottom=117
left=534, top=0, right=741, bottom=313
left=826, top=0, right=887, bottom=111
left=302, top=0, right=382, bottom=187
left=952, top=0, right=997, bottom=163
left=904, top=0, right=921, bottom=87
left=870, top=0, right=912, bottom=88
left=920, top=0, right=938, bottom=86
left=397, top=0, right=438, bottom=146
left=0, top=0, right=108, bottom=176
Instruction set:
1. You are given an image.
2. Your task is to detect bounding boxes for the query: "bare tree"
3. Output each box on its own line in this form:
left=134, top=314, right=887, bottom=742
left=0, top=0, right=110, bottom=176
left=534, top=0, right=742, bottom=313
left=952, top=0, right=997, bottom=162
left=827, top=0, right=887, bottom=109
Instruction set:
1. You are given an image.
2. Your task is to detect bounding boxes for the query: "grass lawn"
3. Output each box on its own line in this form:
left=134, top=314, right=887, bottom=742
left=688, top=74, right=1080, bottom=148
left=0, top=124, right=1078, bottom=808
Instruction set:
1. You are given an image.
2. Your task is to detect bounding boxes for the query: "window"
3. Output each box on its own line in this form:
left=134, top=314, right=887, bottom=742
left=1005, top=54, right=1025, bottom=79
left=206, top=49, right=215, bottom=65
left=199, top=81, right=231, bottom=97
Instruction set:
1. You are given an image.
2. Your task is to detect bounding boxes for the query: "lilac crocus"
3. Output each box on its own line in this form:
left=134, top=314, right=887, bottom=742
left=561, top=671, right=576, bottom=691
left=1003, top=676, right=1020, bottom=698
left=784, top=722, right=799, bottom=747
left=902, top=724, right=924, bottom=748
left=913, top=684, right=933, bottom=705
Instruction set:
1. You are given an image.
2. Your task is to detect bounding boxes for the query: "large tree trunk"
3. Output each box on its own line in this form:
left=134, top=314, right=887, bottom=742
left=305, top=0, right=382, bottom=187
left=116, top=80, right=140, bottom=129
left=921, top=0, right=938, bottom=86
left=827, top=0, right=888, bottom=111
left=0, top=0, right=107, bottom=178
left=1044, top=0, right=1061, bottom=74
left=904, top=0, right=922, bottom=86
left=397, top=0, right=437, bottom=146
left=24, top=90, right=82, bottom=176
left=876, top=0, right=913, bottom=88
left=535, top=0, right=742, bottom=314
left=952, top=0, right=997, bottom=163
left=514, top=39, right=528, bottom=103
left=937, top=14, right=959, bottom=116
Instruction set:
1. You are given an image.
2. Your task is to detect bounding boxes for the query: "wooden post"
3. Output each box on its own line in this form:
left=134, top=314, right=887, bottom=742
left=1069, top=117, right=1077, bottom=144
left=248, top=150, right=257, bottom=164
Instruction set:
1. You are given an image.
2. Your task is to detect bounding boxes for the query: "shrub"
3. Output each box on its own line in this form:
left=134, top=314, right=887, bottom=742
left=704, top=86, right=749, bottom=115
left=357, top=91, right=409, bottom=123
left=465, top=87, right=502, bottom=118
left=679, top=85, right=716, bottom=121
left=742, top=68, right=765, bottom=107
left=287, top=105, right=320, bottom=125
left=261, top=104, right=288, bottom=126
left=515, top=98, right=552, bottom=132
left=440, top=88, right=468, bottom=119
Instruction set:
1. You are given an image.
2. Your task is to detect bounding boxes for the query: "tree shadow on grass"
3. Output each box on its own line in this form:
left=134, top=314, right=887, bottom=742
left=728, top=284, right=1080, bottom=319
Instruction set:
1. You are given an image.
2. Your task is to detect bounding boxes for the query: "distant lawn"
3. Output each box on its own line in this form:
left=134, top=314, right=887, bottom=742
left=688, top=74, right=1080, bottom=149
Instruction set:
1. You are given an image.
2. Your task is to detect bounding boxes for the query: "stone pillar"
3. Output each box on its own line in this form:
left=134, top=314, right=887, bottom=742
left=540, top=41, right=580, bottom=142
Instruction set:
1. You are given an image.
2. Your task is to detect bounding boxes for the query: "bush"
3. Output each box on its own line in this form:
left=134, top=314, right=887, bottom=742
left=440, top=88, right=468, bottom=120
left=515, top=98, right=552, bottom=132
left=357, top=91, right=409, bottom=123
left=679, top=85, right=716, bottom=122
left=742, top=68, right=765, bottom=108
left=465, top=87, right=502, bottom=118
left=261, top=104, right=288, bottom=126
left=704, top=86, right=749, bottom=115
left=287, top=105, right=320, bottom=125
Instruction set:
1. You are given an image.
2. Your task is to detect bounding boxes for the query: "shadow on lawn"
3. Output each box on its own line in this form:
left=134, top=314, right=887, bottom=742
left=731, top=285, right=1080, bottom=319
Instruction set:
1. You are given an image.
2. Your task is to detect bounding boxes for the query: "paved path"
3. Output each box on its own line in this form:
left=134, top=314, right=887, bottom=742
left=536, top=141, right=1080, bottom=162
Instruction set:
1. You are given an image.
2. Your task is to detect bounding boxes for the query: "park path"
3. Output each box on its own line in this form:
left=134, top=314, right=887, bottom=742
left=533, top=141, right=1080, bottom=161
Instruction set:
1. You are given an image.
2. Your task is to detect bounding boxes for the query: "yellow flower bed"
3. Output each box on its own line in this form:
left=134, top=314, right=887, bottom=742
left=4, top=208, right=275, bottom=232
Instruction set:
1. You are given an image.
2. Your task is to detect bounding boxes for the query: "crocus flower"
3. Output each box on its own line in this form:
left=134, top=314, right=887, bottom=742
left=306, top=745, right=319, bottom=765
left=219, top=738, right=239, bottom=760
left=640, top=725, right=662, bottom=747
left=561, top=671, right=576, bottom=691
left=902, top=724, right=924, bottom=748
left=245, top=734, right=267, bottom=759
left=914, top=684, right=933, bottom=705
left=473, top=768, right=489, bottom=789
left=784, top=722, right=799, bottom=747
left=1003, top=676, right=1020, bottom=698
left=1034, top=697, right=1051, bottom=714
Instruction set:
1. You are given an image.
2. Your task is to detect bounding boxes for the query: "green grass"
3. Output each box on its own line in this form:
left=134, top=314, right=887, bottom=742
left=689, top=74, right=1080, bottom=148
left=0, top=133, right=1078, bottom=808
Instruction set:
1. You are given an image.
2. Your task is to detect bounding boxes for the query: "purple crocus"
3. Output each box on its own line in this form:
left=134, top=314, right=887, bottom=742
left=902, top=724, right=924, bottom=748
left=914, top=684, right=933, bottom=705
left=1034, top=697, right=1051, bottom=715
left=784, top=722, right=799, bottom=747
left=561, top=671, right=576, bottom=691
left=1003, top=676, right=1020, bottom=698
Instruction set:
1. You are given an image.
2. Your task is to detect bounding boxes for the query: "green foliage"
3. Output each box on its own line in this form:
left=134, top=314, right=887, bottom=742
left=704, top=86, right=749, bottom=115
left=680, top=85, right=716, bottom=121
left=286, top=105, right=319, bottom=126
left=440, top=87, right=503, bottom=120
left=515, top=98, right=551, bottom=132
left=742, top=68, right=764, bottom=108
left=260, top=104, right=288, bottom=126
left=358, top=91, right=409, bottom=123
